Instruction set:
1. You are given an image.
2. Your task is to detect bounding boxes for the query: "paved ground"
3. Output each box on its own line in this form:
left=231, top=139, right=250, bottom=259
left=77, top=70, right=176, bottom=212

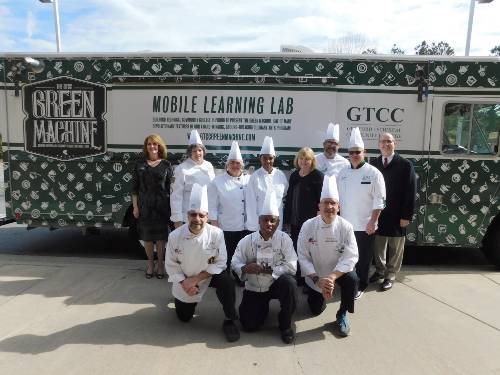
left=0, top=254, right=499, bottom=375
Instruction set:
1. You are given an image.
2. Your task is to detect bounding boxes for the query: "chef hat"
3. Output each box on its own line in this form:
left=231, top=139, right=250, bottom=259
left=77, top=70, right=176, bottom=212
left=260, top=136, right=276, bottom=156
left=349, top=127, right=364, bottom=149
left=228, top=141, right=243, bottom=161
left=320, top=175, right=339, bottom=202
left=188, top=183, right=208, bottom=213
left=188, top=129, right=203, bottom=146
left=325, top=123, right=340, bottom=142
left=259, top=189, right=280, bottom=217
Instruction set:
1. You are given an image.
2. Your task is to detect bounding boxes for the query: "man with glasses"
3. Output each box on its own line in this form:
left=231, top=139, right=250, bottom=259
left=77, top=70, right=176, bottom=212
left=369, top=133, right=416, bottom=291
left=298, top=175, right=359, bottom=337
left=165, top=183, right=240, bottom=342
left=232, top=190, right=298, bottom=344
left=315, top=123, right=350, bottom=177
left=337, top=128, right=386, bottom=299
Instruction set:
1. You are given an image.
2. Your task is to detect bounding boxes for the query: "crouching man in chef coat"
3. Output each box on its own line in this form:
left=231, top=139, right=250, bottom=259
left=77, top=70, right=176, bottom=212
left=165, top=183, right=240, bottom=342
left=298, top=175, right=359, bottom=337
left=231, top=190, right=298, bottom=344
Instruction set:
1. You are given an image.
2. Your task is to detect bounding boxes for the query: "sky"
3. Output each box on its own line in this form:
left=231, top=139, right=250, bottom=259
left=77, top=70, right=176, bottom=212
left=0, top=0, right=499, bottom=56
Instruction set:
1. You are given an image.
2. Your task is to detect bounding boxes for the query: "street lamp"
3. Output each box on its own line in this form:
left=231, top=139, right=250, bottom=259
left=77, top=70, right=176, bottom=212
left=465, top=0, right=494, bottom=56
left=39, top=0, right=62, bottom=52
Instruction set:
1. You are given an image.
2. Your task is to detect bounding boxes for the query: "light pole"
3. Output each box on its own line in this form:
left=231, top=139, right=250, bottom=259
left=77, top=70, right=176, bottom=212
left=39, top=0, right=62, bottom=52
left=465, top=0, right=494, bottom=56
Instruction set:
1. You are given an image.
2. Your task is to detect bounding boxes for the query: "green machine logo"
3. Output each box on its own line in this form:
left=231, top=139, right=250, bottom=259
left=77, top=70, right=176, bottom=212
left=22, top=76, right=107, bottom=161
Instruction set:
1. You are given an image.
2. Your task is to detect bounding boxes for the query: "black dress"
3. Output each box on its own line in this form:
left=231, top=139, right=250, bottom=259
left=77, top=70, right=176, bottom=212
left=283, top=168, right=324, bottom=248
left=131, top=158, right=173, bottom=241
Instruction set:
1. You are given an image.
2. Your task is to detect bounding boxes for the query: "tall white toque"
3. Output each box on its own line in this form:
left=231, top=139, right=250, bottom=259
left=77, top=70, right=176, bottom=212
left=189, top=183, right=209, bottom=213
left=320, top=175, right=339, bottom=202
left=349, top=127, right=364, bottom=149
left=325, top=123, right=340, bottom=142
left=188, top=129, right=203, bottom=145
left=228, top=141, right=243, bottom=161
left=260, top=136, right=276, bottom=156
left=259, top=189, right=280, bottom=217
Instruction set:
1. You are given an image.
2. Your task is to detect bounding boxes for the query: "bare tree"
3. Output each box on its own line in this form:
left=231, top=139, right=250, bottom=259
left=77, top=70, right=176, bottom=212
left=415, top=40, right=454, bottom=55
left=491, top=45, right=500, bottom=56
left=390, top=44, right=405, bottom=55
left=328, top=33, right=374, bottom=54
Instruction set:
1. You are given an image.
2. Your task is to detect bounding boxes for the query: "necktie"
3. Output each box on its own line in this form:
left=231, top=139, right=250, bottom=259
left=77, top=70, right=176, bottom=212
left=384, top=157, right=388, bottom=168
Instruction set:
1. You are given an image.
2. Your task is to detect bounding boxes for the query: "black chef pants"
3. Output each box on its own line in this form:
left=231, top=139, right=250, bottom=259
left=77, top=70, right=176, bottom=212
left=174, top=271, right=238, bottom=322
left=223, top=230, right=251, bottom=269
left=290, top=224, right=305, bottom=286
left=354, top=231, right=375, bottom=290
left=239, top=274, right=297, bottom=332
left=306, top=271, right=359, bottom=316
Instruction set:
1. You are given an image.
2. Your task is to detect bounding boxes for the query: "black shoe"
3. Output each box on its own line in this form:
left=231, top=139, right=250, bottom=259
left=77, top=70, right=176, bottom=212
left=280, top=328, right=295, bottom=344
left=354, top=286, right=366, bottom=300
left=369, top=272, right=384, bottom=283
left=380, top=279, right=393, bottom=291
left=222, top=320, right=240, bottom=342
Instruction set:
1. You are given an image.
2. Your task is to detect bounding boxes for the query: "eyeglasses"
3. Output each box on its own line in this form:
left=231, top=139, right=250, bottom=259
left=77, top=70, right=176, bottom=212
left=348, top=150, right=362, bottom=155
left=188, top=212, right=207, bottom=219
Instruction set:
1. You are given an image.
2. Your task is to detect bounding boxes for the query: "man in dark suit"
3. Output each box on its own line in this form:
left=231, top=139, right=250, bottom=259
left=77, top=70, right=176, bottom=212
left=370, top=133, right=416, bottom=291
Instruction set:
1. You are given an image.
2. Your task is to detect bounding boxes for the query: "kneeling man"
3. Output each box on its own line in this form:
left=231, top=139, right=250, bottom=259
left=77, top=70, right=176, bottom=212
left=298, top=176, right=359, bottom=337
left=165, top=183, right=240, bottom=342
left=232, top=190, right=298, bottom=344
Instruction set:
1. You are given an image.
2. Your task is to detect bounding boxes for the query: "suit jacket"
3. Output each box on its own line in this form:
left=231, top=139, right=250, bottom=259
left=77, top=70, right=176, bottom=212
left=371, top=153, right=416, bottom=236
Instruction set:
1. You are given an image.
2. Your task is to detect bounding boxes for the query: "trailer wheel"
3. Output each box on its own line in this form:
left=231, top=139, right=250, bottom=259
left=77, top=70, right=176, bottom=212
left=481, top=216, right=500, bottom=269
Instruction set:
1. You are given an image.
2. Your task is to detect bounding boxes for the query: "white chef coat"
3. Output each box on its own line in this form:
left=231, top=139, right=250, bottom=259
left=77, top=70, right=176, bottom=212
left=165, top=223, right=227, bottom=303
left=298, top=215, right=358, bottom=293
left=337, top=162, right=386, bottom=231
left=231, top=230, right=297, bottom=293
left=170, top=158, right=215, bottom=223
left=315, top=153, right=350, bottom=177
left=208, top=171, right=250, bottom=231
left=245, top=167, right=289, bottom=231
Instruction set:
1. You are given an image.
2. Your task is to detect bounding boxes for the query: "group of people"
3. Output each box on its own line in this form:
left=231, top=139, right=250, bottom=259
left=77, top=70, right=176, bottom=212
left=131, top=123, right=417, bottom=344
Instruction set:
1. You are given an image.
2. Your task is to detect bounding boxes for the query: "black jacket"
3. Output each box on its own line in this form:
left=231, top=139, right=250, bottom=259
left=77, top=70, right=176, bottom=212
left=371, top=153, right=416, bottom=236
left=283, top=168, right=324, bottom=228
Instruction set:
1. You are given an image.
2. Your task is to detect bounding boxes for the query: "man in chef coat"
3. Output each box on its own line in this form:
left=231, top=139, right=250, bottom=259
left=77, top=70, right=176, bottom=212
left=246, top=136, right=288, bottom=231
left=315, top=123, right=350, bottom=177
left=298, top=175, right=359, bottom=337
left=232, top=190, right=298, bottom=344
left=165, top=183, right=240, bottom=342
left=337, top=127, right=386, bottom=300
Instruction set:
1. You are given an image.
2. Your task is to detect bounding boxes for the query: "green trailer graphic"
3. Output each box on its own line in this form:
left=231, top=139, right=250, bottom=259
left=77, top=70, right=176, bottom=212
left=1, top=53, right=499, bottom=265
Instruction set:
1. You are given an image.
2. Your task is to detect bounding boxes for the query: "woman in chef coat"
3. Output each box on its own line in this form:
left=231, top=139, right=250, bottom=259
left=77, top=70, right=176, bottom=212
left=170, top=130, right=215, bottom=228
left=208, top=141, right=251, bottom=276
left=245, top=136, right=288, bottom=232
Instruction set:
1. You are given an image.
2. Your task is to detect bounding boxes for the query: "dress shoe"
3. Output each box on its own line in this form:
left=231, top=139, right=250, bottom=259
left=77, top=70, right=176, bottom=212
left=380, top=279, right=393, bottom=291
left=222, top=320, right=240, bottom=342
left=280, top=328, right=295, bottom=344
left=369, top=272, right=384, bottom=283
left=354, top=287, right=366, bottom=300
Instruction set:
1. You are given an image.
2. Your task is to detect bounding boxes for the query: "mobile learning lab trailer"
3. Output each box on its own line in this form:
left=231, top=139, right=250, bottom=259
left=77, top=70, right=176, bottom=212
left=0, top=53, right=499, bottom=265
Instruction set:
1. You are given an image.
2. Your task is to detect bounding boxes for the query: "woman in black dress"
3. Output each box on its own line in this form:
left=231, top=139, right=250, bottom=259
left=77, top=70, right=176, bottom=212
left=283, top=147, right=324, bottom=284
left=132, top=134, right=173, bottom=279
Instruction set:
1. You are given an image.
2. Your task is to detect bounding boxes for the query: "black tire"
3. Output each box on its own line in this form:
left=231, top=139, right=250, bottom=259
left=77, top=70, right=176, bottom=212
left=481, top=215, right=500, bottom=269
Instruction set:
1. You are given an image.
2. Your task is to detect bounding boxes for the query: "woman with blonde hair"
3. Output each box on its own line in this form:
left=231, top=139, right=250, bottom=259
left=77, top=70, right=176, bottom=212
left=283, top=147, right=324, bottom=285
left=132, top=134, right=173, bottom=279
